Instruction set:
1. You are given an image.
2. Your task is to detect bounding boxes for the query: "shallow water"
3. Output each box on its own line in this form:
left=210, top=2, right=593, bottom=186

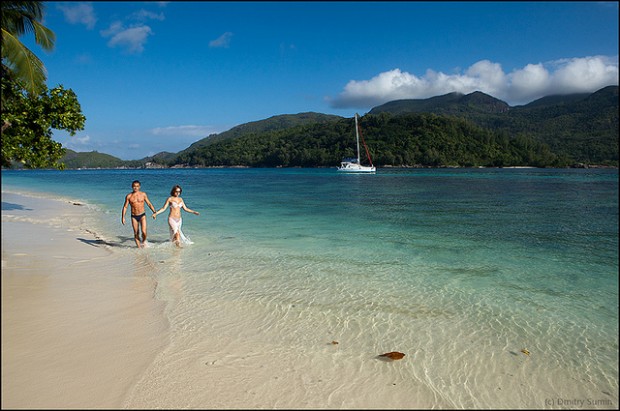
left=2, top=167, right=618, bottom=408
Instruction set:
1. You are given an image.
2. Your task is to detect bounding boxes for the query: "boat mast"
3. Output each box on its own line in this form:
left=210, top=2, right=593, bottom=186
left=355, top=113, right=361, bottom=164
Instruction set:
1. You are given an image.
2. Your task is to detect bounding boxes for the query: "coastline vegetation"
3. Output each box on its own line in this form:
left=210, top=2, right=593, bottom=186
left=60, top=86, right=620, bottom=170
left=173, top=113, right=564, bottom=168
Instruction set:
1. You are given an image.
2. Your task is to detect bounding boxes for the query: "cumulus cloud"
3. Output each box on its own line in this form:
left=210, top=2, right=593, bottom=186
left=328, top=56, right=619, bottom=108
left=57, top=2, right=97, bottom=29
left=150, top=125, right=220, bottom=137
left=97, top=6, right=165, bottom=54
left=209, top=32, right=233, bottom=48
left=100, top=22, right=153, bottom=54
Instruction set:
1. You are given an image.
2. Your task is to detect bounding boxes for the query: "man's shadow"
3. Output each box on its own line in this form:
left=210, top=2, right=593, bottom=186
left=1, top=202, right=32, bottom=211
left=77, top=235, right=167, bottom=248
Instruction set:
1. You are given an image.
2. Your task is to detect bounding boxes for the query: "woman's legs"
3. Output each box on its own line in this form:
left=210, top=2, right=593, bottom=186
left=168, top=216, right=182, bottom=247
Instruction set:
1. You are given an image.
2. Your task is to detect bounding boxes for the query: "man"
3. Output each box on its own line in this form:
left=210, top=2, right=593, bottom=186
left=121, top=180, right=157, bottom=248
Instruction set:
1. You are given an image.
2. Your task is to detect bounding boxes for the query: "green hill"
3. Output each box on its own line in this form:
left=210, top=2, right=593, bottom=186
left=369, top=91, right=510, bottom=115
left=367, top=86, right=618, bottom=165
left=491, top=86, right=618, bottom=163
left=177, top=112, right=343, bottom=156
left=122, top=151, right=178, bottom=168
left=172, top=113, right=561, bottom=168
left=60, top=149, right=125, bottom=169
left=516, top=93, right=591, bottom=109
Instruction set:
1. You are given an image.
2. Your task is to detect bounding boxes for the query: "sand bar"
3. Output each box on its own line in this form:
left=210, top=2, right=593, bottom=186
left=1, top=191, right=169, bottom=409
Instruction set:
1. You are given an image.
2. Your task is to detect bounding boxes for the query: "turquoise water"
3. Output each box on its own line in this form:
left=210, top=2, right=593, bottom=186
left=2, top=167, right=618, bottom=408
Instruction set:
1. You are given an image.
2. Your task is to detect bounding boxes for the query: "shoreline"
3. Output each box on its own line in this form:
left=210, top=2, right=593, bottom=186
left=3, top=163, right=618, bottom=171
left=1, top=191, right=170, bottom=409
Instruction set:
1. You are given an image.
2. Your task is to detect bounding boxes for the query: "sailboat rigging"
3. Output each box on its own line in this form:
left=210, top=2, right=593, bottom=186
left=337, top=113, right=376, bottom=173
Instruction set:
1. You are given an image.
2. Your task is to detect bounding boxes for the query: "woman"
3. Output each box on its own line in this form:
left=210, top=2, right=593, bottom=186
left=153, top=185, right=200, bottom=246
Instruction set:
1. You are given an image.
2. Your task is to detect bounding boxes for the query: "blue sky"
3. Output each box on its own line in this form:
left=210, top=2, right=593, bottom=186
left=24, top=1, right=619, bottom=160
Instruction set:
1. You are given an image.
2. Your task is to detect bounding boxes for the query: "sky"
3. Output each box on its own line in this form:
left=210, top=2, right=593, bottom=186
left=22, top=1, right=620, bottom=160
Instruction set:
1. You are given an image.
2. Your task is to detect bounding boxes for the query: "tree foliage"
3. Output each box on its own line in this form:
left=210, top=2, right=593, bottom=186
left=1, top=77, right=85, bottom=169
left=1, top=1, right=86, bottom=169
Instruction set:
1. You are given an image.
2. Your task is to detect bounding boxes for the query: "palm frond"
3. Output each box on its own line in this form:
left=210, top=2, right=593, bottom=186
left=1, top=28, right=47, bottom=94
left=1, top=1, right=46, bottom=39
left=32, top=19, right=55, bottom=51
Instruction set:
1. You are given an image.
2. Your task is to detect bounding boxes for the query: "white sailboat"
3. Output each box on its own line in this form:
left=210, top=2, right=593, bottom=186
left=337, top=113, right=376, bottom=173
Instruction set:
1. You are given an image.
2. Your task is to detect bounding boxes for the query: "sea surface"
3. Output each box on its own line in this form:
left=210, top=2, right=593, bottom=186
left=2, top=167, right=618, bottom=408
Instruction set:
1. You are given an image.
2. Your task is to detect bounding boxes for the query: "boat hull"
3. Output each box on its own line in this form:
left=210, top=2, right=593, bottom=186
left=337, top=162, right=376, bottom=173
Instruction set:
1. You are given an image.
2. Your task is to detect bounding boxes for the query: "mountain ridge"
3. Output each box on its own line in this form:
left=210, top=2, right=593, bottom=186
left=59, top=86, right=618, bottom=168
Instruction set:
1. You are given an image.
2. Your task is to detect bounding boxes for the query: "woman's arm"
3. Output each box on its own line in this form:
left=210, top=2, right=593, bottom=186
left=153, top=198, right=171, bottom=218
left=182, top=201, right=200, bottom=215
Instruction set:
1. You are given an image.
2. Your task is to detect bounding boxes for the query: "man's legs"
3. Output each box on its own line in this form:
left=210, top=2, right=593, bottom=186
left=131, top=217, right=142, bottom=248
left=139, top=215, right=148, bottom=245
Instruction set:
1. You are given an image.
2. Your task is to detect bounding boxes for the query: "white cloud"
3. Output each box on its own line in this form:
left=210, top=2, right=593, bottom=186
left=509, top=63, right=550, bottom=102
left=93, top=5, right=166, bottom=54
left=549, top=56, right=619, bottom=94
left=74, top=135, right=91, bottom=144
left=209, top=32, right=233, bottom=48
left=131, top=9, right=165, bottom=22
left=101, top=22, right=153, bottom=54
left=63, top=134, right=92, bottom=151
left=57, top=2, right=97, bottom=30
left=150, top=125, right=220, bottom=137
left=328, top=55, right=619, bottom=107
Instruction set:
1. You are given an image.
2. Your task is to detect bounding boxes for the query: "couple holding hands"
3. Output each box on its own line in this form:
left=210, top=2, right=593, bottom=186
left=121, top=180, right=200, bottom=248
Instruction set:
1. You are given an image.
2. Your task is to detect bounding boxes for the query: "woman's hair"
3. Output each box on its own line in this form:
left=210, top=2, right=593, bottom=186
left=170, top=185, right=182, bottom=196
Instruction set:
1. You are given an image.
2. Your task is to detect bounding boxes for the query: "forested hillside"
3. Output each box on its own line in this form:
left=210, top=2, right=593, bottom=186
left=369, top=86, right=618, bottom=165
left=505, top=86, right=618, bottom=164
left=60, top=149, right=125, bottom=169
left=58, top=86, right=618, bottom=169
left=172, top=113, right=560, bottom=168
left=177, top=112, right=343, bottom=156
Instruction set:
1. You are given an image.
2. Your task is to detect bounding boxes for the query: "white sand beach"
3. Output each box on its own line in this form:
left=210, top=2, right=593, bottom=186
left=1, top=192, right=169, bottom=409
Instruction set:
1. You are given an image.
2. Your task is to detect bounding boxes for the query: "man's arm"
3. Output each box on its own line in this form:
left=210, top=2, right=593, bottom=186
left=153, top=198, right=170, bottom=219
left=144, top=194, right=157, bottom=213
left=121, top=194, right=129, bottom=225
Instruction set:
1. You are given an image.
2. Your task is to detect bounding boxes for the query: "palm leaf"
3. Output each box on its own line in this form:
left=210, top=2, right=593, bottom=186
left=32, top=19, right=55, bottom=51
left=1, top=28, right=47, bottom=94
